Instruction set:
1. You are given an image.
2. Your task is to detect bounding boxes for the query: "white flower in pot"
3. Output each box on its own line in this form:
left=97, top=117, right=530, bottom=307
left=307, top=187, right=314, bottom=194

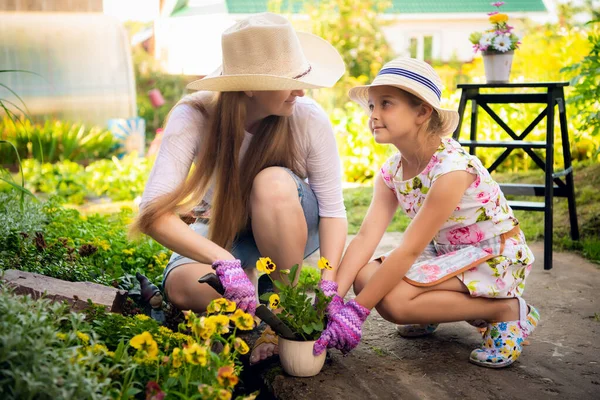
left=468, top=2, right=521, bottom=83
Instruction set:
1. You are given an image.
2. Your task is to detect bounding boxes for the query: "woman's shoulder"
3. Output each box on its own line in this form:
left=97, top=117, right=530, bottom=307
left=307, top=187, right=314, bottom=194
left=292, top=97, right=331, bottom=128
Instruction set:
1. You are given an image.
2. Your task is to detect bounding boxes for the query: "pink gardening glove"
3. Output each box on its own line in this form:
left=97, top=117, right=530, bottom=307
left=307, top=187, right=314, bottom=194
left=313, top=299, right=370, bottom=356
left=212, top=259, right=257, bottom=316
left=318, top=280, right=344, bottom=316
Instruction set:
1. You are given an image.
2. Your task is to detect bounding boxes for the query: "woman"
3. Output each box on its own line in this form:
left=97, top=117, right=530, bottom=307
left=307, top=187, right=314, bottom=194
left=133, top=13, right=347, bottom=365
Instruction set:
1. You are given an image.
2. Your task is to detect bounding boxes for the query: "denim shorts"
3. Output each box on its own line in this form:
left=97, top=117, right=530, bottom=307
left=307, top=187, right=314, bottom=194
left=163, top=168, right=320, bottom=286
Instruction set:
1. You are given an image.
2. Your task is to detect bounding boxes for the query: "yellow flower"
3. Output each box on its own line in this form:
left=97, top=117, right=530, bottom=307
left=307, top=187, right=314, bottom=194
left=231, top=309, right=254, bottom=331
left=183, top=342, right=207, bottom=366
left=217, top=365, right=239, bottom=388
left=509, top=325, right=520, bottom=335
left=217, top=389, right=232, bottom=400
left=76, top=331, right=90, bottom=344
left=233, top=337, right=250, bottom=355
left=191, top=316, right=216, bottom=340
left=134, top=314, right=150, bottom=321
left=130, top=331, right=159, bottom=359
left=198, top=384, right=215, bottom=397
left=122, top=248, right=135, bottom=255
left=171, top=347, right=184, bottom=368
left=269, top=294, right=281, bottom=309
left=56, top=332, right=67, bottom=341
left=91, top=343, right=109, bottom=355
left=207, top=315, right=230, bottom=335
left=256, top=257, right=276, bottom=274
left=489, top=13, right=509, bottom=24
left=318, top=257, right=333, bottom=270
left=158, top=326, right=173, bottom=335
left=207, top=298, right=236, bottom=314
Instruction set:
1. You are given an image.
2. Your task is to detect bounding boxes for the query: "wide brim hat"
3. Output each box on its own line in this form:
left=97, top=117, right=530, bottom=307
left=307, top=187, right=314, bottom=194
left=187, top=13, right=345, bottom=92
left=348, top=57, right=459, bottom=136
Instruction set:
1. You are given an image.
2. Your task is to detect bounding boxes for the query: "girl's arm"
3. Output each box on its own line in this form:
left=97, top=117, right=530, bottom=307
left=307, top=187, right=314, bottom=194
left=335, top=172, right=399, bottom=297
left=354, top=170, right=475, bottom=309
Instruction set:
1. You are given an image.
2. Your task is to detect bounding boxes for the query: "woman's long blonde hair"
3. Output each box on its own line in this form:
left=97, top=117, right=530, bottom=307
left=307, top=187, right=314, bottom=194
left=131, top=91, right=301, bottom=250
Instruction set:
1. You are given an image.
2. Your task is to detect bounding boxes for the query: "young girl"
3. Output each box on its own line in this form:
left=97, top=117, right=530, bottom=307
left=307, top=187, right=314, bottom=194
left=313, top=57, right=540, bottom=368
left=133, top=13, right=347, bottom=365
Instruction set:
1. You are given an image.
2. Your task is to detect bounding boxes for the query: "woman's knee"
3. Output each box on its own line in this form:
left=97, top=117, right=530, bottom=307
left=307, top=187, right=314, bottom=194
left=250, top=167, right=299, bottom=209
left=165, top=263, right=220, bottom=311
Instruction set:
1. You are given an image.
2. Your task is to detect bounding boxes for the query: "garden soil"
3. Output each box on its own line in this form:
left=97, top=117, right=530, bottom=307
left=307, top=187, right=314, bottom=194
left=259, top=236, right=600, bottom=400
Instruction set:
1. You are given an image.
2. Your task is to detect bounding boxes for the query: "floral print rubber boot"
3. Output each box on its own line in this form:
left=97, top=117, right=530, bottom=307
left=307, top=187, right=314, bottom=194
left=396, top=323, right=439, bottom=337
left=470, top=297, right=540, bottom=368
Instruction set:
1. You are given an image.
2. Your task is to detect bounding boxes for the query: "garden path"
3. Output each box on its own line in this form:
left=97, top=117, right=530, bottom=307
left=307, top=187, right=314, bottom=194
left=263, top=235, right=600, bottom=399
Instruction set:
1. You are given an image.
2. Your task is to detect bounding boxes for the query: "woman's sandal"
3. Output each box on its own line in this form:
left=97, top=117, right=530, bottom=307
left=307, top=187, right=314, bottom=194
left=469, top=297, right=540, bottom=368
left=249, top=326, right=279, bottom=366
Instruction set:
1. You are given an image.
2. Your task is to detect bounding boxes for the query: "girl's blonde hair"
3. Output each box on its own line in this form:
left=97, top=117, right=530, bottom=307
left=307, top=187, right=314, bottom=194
left=400, top=89, right=444, bottom=136
left=131, top=92, right=301, bottom=250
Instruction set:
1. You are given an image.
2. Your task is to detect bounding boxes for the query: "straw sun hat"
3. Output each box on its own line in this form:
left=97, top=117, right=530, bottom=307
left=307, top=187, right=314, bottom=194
left=186, top=13, right=345, bottom=92
left=349, top=57, right=459, bottom=136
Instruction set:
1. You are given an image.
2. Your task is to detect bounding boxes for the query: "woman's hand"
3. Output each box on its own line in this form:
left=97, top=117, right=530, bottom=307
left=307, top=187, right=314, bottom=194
left=212, top=259, right=257, bottom=316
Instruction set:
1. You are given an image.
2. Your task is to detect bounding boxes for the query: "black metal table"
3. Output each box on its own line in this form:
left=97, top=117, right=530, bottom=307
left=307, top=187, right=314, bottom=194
left=452, top=82, right=579, bottom=270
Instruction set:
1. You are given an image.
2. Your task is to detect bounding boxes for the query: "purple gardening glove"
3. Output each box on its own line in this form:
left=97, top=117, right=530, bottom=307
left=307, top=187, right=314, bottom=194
left=318, top=280, right=344, bottom=316
left=212, top=259, right=257, bottom=316
left=313, top=299, right=370, bottom=356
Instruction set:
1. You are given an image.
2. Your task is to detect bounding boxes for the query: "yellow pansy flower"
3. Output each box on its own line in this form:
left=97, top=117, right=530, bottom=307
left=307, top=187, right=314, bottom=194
left=130, top=331, right=159, bottom=359
left=233, top=337, right=250, bottom=355
left=171, top=347, right=184, bottom=368
left=231, top=309, right=254, bottom=330
left=217, top=365, right=239, bottom=388
left=269, top=294, right=281, bottom=309
left=207, top=298, right=236, bottom=314
left=76, top=331, right=90, bottom=344
left=207, top=315, right=230, bottom=335
left=256, top=257, right=276, bottom=274
left=318, top=257, right=333, bottom=270
left=183, top=342, right=207, bottom=366
left=191, top=316, right=216, bottom=340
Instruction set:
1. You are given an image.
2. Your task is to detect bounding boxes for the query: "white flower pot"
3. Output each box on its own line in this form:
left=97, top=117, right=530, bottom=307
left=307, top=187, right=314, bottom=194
left=483, top=51, right=514, bottom=83
left=278, top=337, right=326, bottom=377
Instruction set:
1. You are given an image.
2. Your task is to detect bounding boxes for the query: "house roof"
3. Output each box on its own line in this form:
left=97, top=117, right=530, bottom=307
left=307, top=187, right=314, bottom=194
left=171, top=0, right=547, bottom=17
left=223, top=0, right=547, bottom=14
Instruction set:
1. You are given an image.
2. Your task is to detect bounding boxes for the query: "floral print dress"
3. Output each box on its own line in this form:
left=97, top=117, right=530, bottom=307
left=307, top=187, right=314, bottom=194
left=379, top=137, right=535, bottom=298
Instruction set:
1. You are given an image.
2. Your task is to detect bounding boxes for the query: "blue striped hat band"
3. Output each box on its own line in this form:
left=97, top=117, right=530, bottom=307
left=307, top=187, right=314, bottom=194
left=377, top=67, right=441, bottom=100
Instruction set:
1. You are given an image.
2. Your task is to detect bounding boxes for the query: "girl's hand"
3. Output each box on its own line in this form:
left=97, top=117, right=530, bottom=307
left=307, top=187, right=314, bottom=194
left=313, top=299, right=370, bottom=355
left=318, top=279, right=344, bottom=316
left=212, top=259, right=257, bottom=316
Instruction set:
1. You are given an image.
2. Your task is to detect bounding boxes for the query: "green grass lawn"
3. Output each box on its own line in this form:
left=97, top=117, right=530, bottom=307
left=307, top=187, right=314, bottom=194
left=343, top=161, right=600, bottom=264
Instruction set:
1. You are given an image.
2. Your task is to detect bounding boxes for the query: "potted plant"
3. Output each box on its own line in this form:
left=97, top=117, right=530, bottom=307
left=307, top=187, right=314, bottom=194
left=469, top=2, right=521, bottom=83
left=257, top=257, right=333, bottom=377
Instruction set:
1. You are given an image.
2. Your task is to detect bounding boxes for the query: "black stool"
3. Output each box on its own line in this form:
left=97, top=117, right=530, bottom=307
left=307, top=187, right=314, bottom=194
left=452, top=82, right=579, bottom=270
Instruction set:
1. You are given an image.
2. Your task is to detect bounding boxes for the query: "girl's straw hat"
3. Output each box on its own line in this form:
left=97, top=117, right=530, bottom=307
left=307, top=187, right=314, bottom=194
left=187, top=13, right=345, bottom=92
left=349, top=57, right=459, bottom=136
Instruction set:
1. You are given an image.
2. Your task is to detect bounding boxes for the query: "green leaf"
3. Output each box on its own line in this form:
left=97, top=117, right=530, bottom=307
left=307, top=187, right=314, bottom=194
left=302, top=324, right=314, bottom=334
left=259, top=292, right=275, bottom=302
left=0, top=177, right=38, bottom=199
left=312, top=321, right=324, bottom=331
left=272, top=279, right=285, bottom=291
left=290, top=264, right=299, bottom=282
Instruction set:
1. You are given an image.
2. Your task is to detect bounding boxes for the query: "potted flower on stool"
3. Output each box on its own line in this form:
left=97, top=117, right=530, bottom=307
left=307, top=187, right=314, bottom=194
left=469, top=2, right=521, bottom=83
left=257, top=257, right=333, bottom=377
